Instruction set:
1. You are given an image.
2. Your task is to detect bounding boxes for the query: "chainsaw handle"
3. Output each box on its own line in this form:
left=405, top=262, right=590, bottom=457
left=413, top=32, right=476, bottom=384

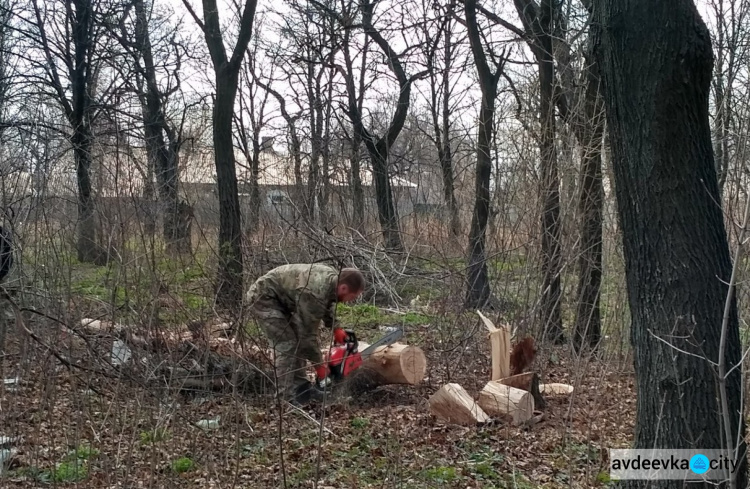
left=344, top=329, right=357, bottom=346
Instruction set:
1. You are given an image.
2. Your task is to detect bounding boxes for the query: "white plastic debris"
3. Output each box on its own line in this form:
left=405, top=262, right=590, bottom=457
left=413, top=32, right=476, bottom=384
left=111, top=339, right=132, bottom=366
left=0, top=447, right=18, bottom=474
left=196, top=416, right=221, bottom=430
left=0, top=436, right=20, bottom=448
left=379, top=326, right=398, bottom=333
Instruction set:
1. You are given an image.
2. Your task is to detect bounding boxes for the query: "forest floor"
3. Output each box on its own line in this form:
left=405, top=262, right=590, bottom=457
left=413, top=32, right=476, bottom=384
left=0, top=323, right=635, bottom=488
left=0, top=251, right=636, bottom=488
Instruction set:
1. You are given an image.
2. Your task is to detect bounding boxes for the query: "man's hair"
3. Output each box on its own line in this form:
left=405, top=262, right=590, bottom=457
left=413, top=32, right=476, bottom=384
left=338, top=268, right=365, bottom=292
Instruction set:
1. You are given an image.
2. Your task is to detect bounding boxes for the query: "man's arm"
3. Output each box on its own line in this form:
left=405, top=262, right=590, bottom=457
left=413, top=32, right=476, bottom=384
left=296, top=289, right=335, bottom=330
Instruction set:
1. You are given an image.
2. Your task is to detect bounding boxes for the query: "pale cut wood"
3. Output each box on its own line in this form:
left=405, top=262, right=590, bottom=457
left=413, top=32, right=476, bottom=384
left=429, top=383, right=490, bottom=425
left=355, top=341, right=427, bottom=385
left=477, top=311, right=510, bottom=380
left=477, top=381, right=534, bottom=425
left=499, top=372, right=546, bottom=410
left=539, top=383, right=574, bottom=395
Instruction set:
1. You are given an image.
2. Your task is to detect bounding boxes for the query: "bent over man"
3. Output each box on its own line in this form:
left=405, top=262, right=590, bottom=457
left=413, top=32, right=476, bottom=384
left=245, top=264, right=365, bottom=405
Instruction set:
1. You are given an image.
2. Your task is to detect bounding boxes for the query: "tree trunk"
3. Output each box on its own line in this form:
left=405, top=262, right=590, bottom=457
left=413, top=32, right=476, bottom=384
left=537, top=0, right=563, bottom=343
left=463, top=0, right=502, bottom=309
left=368, top=145, right=402, bottom=251
left=573, top=45, right=604, bottom=352
left=73, top=127, right=100, bottom=264
left=594, top=1, right=748, bottom=487
left=213, top=71, right=244, bottom=307
left=465, top=88, right=494, bottom=309
left=191, top=0, right=257, bottom=308
left=69, top=0, right=101, bottom=264
left=246, top=140, right=261, bottom=230
left=435, top=18, right=460, bottom=237
left=307, top=62, right=323, bottom=225
left=350, top=138, right=365, bottom=233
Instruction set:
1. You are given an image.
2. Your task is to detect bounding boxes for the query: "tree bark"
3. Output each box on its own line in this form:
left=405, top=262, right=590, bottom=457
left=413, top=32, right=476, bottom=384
left=429, top=8, right=461, bottom=238
left=34, top=0, right=103, bottom=264
left=186, top=0, right=258, bottom=308
left=536, top=0, right=563, bottom=343
left=67, top=0, right=101, bottom=264
left=213, top=70, right=244, bottom=307
left=340, top=0, right=410, bottom=252
left=594, top=1, right=748, bottom=487
left=573, top=42, right=604, bottom=352
left=133, top=0, right=188, bottom=254
left=341, top=28, right=367, bottom=234
left=463, top=0, right=503, bottom=309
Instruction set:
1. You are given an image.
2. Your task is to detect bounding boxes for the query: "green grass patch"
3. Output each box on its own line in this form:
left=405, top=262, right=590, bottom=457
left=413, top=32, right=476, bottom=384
left=350, top=416, right=370, bottom=429
left=20, top=443, right=101, bottom=483
left=422, top=465, right=458, bottom=483
left=171, top=457, right=196, bottom=474
left=140, top=427, right=171, bottom=445
left=335, top=303, right=432, bottom=329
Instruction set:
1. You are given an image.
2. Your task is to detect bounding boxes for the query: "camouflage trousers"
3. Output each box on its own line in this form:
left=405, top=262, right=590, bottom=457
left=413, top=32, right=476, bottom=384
left=246, top=284, right=323, bottom=399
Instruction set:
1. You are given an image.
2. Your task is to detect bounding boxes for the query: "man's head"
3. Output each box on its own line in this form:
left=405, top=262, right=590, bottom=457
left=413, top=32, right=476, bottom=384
left=336, top=268, right=365, bottom=303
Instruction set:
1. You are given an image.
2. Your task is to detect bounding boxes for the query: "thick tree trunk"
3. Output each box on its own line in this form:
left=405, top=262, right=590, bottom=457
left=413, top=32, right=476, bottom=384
left=368, top=145, right=402, bottom=251
left=573, top=48, right=604, bottom=352
left=594, top=1, right=747, bottom=487
left=213, top=72, right=244, bottom=308
left=465, top=90, right=494, bottom=309
left=69, top=0, right=101, bottom=264
left=134, top=0, right=186, bottom=253
left=537, top=0, right=563, bottom=343
left=192, top=0, right=257, bottom=308
left=463, top=0, right=500, bottom=309
left=73, top=128, right=100, bottom=264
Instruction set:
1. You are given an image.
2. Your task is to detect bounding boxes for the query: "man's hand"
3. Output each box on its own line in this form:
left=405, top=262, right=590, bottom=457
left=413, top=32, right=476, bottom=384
left=333, top=327, right=349, bottom=345
left=314, top=365, right=331, bottom=389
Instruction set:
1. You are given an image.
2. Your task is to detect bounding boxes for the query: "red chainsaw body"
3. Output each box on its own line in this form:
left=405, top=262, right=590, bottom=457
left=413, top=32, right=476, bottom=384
left=326, top=344, right=363, bottom=379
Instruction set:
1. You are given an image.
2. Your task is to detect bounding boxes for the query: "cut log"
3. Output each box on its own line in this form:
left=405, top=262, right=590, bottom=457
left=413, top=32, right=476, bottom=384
left=477, top=381, right=534, bottom=425
left=429, top=383, right=490, bottom=425
left=356, top=341, right=426, bottom=384
left=499, top=372, right=546, bottom=410
left=477, top=311, right=510, bottom=380
left=339, top=341, right=427, bottom=394
left=539, top=383, right=574, bottom=395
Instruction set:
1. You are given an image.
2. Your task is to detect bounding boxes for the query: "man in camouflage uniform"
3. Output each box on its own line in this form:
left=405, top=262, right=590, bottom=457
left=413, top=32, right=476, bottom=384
left=245, top=264, right=365, bottom=404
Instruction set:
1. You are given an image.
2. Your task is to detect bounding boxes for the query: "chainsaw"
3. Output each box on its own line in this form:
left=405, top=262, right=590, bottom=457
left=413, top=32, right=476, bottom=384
left=316, top=327, right=404, bottom=387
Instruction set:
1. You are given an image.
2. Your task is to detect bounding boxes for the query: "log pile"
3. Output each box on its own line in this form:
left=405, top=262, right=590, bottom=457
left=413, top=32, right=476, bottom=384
left=427, top=311, right=574, bottom=427
left=74, top=318, right=427, bottom=395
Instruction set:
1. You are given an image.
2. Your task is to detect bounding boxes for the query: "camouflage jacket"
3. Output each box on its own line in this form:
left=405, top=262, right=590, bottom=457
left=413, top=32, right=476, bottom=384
left=250, top=264, right=339, bottom=331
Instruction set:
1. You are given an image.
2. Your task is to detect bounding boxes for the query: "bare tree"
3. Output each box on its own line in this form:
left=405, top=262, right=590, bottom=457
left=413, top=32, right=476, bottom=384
left=421, top=0, right=463, bottom=238
left=319, top=0, right=426, bottom=252
left=594, top=0, right=748, bottom=487
left=235, top=32, right=271, bottom=231
left=338, top=4, right=369, bottom=233
left=25, top=0, right=107, bottom=264
left=513, top=0, right=563, bottom=342
left=463, top=0, right=508, bottom=308
left=182, top=0, right=258, bottom=307
left=112, top=0, right=192, bottom=254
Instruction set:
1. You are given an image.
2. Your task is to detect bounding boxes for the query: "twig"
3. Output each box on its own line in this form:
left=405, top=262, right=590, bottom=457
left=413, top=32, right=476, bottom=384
left=717, top=179, right=750, bottom=489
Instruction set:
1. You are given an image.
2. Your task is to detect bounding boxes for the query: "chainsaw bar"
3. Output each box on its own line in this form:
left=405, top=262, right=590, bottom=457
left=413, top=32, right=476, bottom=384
left=359, top=328, right=404, bottom=360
